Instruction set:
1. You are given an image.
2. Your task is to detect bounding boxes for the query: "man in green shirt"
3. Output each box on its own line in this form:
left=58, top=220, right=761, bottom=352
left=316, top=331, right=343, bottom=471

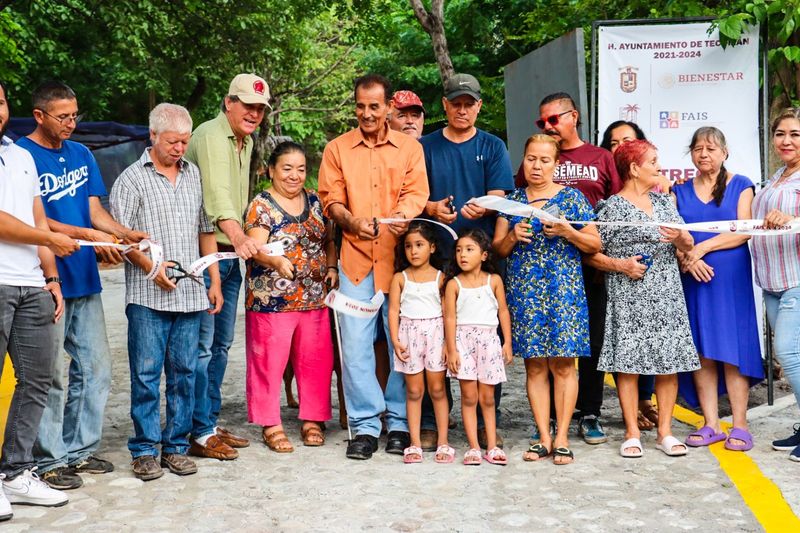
left=184, top=73, right=269, bottom=460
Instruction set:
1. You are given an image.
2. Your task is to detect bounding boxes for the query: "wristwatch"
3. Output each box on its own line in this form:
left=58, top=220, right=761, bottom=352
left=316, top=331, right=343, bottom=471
left=45, top=276, right=62, bottom=285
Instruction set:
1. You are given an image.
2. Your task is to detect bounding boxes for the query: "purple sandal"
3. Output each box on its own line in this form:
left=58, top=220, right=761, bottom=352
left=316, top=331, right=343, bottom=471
left=724, top=428, right=754, bottom=452
left=685, top=426, right=727, bottom=447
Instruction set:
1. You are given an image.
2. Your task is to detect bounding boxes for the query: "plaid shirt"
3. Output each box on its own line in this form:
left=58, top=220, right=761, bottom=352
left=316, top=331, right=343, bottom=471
left=752, top=166, right=800, bottom=292
left=110, top=149, right=213, bottom=312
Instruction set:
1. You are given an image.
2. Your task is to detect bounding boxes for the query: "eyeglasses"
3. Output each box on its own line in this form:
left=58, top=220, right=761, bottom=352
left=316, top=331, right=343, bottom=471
left=535, top=110, right=574, bottom=130
left=37, top=109, right=83, bottom=126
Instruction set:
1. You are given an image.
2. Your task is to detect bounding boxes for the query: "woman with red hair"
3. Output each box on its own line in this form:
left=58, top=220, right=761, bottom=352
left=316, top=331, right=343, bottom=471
left=590, top=140, right=699, bottom=458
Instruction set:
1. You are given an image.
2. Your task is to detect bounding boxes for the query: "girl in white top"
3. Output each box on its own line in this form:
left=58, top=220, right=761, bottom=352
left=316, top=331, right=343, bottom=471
left=388, top=222, right=452, bottom=464
left=444, top=229, right=512, bottom=466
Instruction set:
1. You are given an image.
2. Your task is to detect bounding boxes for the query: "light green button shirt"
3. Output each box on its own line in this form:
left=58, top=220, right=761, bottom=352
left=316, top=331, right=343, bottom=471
left=185, top=112, right=252, bottom=245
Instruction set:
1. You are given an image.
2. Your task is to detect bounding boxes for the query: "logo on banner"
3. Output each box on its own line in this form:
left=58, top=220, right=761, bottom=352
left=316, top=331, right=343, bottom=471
left=619, top=66, right=638, bottom=93
left=659, top=111, right=680, bottom=129
left=619, top=104, right=640, bottom=122
left=659, top=110, right=709, bottom=128
left=658, top=74, right=676, bottom=89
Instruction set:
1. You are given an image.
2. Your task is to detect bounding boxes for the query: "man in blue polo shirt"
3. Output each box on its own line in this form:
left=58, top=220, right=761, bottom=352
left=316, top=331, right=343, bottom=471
left=420, top=73, right=513, bottom=449
left=16, top=81, right=146, bottom=490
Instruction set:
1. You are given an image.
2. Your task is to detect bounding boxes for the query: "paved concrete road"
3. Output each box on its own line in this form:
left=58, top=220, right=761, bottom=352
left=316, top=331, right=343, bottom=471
left=6, top=268, right=798, bottom=532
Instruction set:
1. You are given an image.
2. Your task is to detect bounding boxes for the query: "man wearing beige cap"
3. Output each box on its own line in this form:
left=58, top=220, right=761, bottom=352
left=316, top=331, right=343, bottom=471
left=389, top=90, right=425, bottom=140
left=184, top=73, right=270, bottom=460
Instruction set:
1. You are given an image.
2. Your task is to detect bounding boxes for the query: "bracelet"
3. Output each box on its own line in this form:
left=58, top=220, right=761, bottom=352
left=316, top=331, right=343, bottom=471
left=327, top=266, right=339, bottom=272
left=45, top=276, right=62, bottom=285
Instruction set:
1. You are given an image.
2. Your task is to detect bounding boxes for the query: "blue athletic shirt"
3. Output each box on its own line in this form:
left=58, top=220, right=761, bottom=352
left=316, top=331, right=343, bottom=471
left=16, top=137, right=105, bottom=298
left=420, top=128, right=514, bottom=240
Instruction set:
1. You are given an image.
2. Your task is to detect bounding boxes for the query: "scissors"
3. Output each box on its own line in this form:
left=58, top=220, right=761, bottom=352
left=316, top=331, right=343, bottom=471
left=166, top=261, right=204, bottom=285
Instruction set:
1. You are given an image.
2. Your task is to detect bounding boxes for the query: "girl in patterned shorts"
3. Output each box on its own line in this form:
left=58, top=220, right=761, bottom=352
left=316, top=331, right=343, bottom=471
left=388, top=222, right=452, bottom=464
left=444, top=229, right=512, bottom=466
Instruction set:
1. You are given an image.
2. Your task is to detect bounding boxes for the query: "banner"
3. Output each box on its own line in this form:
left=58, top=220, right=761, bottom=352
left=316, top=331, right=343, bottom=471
left=597, top=22, right=760, bottom=183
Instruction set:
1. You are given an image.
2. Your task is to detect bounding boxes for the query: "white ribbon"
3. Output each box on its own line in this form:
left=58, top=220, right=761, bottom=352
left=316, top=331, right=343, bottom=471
left=185, top=242, right=284, bottom=277
left=467, top=195, right=800, bottom=236
left=324, top=289, right=384, bottom=318
left=378, top=218, right=459, bottom=240
left=76, top=240, right=285, bottom=281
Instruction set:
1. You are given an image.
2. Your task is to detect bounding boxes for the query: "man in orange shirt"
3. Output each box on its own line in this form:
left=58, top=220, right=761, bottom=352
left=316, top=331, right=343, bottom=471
left=319, top=74, right=429, bottom=460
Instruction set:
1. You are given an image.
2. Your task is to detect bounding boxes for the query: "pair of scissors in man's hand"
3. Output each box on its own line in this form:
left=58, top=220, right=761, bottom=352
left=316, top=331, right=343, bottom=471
left=166, top=261, right=204, bottom=285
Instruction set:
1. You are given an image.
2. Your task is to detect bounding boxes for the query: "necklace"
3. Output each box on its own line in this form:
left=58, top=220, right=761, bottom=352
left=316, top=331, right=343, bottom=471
left=460, top=273, right=484, bottom=298
left=269, top=189, right=305, bottom=226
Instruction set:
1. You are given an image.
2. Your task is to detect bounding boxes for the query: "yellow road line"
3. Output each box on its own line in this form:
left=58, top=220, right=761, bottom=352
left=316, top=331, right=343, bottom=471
left=603, top=374, right=800, bottom=532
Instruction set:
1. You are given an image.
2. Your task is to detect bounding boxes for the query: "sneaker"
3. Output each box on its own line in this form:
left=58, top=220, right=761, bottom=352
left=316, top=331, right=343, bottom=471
left=790, top=445, right=800, bottom=462
left=578, top=415, right=608, bottom=445
left=70, top=456, right=114, bottom=474
left=3, top=469, right=68, bottom=507
left=0, top=476, right=11, bottom=521
left=41, top=466, right=83, bottom=490
left=772, top=423, right=800, bottom=451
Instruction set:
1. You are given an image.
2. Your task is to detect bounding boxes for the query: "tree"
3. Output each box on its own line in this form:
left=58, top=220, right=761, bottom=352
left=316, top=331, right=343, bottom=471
left=408, top=0, right=454, bottom=86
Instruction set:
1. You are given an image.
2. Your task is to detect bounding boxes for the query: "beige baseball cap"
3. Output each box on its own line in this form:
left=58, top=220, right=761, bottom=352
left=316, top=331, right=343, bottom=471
left=228, top=73, right=271, bottom=107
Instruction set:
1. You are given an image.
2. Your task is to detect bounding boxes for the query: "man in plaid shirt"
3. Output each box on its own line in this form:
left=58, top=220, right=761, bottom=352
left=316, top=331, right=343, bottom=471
left=110, top=103, right=223, bottom=481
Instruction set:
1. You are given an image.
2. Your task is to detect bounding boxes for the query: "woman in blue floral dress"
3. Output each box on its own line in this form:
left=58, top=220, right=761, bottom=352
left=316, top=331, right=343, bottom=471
left=493, top=134, right=600, bottom=464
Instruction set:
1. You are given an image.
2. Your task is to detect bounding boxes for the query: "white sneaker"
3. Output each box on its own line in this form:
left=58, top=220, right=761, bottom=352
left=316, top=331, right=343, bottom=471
left=2, top=469, right=68, bottom=507
left=0, top=475, right=12, bottom=521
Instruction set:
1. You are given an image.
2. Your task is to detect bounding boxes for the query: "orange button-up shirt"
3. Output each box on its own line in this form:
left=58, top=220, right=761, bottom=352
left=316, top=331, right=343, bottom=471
left=318, top=125, right=429, bottom=293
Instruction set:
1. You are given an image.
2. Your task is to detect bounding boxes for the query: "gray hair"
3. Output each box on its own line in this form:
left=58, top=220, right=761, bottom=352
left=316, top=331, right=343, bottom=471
left=149, top=103, right=192, bottom=136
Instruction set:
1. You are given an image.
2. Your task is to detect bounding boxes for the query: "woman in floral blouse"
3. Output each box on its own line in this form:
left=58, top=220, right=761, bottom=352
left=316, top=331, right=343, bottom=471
left=243, top=141, right=338, bottom=453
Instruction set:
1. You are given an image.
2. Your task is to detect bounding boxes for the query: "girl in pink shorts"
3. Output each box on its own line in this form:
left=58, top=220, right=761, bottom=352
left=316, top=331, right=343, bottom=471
left=388, top=222, right=452, bottom=464
left=444, top=229, right=513, bottom=466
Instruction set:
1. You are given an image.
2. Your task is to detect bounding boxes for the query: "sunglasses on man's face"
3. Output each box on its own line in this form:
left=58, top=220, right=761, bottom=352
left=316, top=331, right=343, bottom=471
left=535, top=109, right=574, bottom=130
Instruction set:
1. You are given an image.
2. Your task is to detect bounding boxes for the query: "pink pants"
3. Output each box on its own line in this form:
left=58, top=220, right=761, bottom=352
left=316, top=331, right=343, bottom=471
left=245, top=308, right=333, bottom=426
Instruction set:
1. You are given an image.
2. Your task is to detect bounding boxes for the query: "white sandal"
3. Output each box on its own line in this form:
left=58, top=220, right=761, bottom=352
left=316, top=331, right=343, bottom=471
left=656, top=435, right=688, bottom=456
left=620, top=437, right=643, bottom=458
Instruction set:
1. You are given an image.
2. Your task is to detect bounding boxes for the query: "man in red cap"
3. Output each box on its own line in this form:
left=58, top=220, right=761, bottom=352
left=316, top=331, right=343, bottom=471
left=389, top=90, right=425, bottom=140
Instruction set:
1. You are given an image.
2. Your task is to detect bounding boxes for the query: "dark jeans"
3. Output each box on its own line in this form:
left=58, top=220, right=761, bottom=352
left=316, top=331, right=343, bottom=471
left=0, top=285, right=57, bottom=478
left=127, top=304, right=203, bottom=458
left=193, top=258, right=242, bottom=438
left=574, top=273, right=607, bottom=419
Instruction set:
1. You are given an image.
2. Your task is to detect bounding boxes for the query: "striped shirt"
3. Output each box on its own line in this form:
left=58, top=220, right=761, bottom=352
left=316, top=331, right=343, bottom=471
left=110, top=149, right=214, bottom=312
left=752, top=166, right=800, bottom=292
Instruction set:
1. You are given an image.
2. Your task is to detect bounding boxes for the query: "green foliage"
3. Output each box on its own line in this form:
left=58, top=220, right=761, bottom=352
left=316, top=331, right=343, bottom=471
left=714, top=0, right=800, bottom=105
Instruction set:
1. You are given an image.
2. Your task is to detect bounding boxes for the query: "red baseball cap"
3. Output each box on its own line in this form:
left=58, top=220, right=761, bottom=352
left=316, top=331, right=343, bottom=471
left=391, top=90, right=425, bottom=113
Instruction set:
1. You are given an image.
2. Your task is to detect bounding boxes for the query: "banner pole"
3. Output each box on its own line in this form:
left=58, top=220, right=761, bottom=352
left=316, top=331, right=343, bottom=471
left=332, top=309, right=352, bottom=442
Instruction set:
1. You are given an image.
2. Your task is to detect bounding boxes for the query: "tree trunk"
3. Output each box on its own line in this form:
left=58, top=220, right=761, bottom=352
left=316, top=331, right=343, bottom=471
left=408, top=0, right=455, bottom=87
left=184, top=75, right=207, bottom=112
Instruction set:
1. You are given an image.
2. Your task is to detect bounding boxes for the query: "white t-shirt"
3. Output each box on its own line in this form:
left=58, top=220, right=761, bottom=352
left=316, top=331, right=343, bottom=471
left=0, top=136, right=45, bottom=287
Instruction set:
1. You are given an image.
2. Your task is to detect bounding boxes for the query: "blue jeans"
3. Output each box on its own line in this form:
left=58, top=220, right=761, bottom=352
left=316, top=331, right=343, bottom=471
left=34, top=293, right=112, bottom=472
left=193, top=258, right=241, bottom=438
left=338, top=269, right=407, bottom=437
left=765, top=287, right=800, bottom=407
left=126, top=304, right=203, bottom=457
left=0, top=286, right=58, bottom=479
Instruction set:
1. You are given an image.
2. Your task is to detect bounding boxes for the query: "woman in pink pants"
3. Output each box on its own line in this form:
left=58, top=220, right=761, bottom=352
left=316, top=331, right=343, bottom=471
left=243, top=141, right=338, bottom=453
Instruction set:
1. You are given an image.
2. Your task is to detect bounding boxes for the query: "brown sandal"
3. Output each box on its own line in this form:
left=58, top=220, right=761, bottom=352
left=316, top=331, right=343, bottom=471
left=301, top=424, right=325, bottom=447
left=263, top=428, right=294, bottom=453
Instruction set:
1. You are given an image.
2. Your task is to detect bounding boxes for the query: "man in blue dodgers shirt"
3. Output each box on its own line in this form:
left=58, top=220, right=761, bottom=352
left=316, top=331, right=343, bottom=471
left=420, top=73, right=514, bottom=449
left=16, top=81, right=147, bottom=491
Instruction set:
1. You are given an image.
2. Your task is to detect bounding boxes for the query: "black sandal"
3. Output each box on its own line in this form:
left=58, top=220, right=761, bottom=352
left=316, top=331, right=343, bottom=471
left=553, top=447, right=574, bottom=465
left=523, top=443, right=551, bottom=461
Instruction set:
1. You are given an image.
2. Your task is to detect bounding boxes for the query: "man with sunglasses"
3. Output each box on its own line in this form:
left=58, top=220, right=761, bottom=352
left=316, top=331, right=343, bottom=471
left=16, top=81, right=147, bottom=490
left=421, top=73, right=514, bottom=449
left=111, top=103, right=223, bottom=481
left=515, top=92, right=622, bottom=446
